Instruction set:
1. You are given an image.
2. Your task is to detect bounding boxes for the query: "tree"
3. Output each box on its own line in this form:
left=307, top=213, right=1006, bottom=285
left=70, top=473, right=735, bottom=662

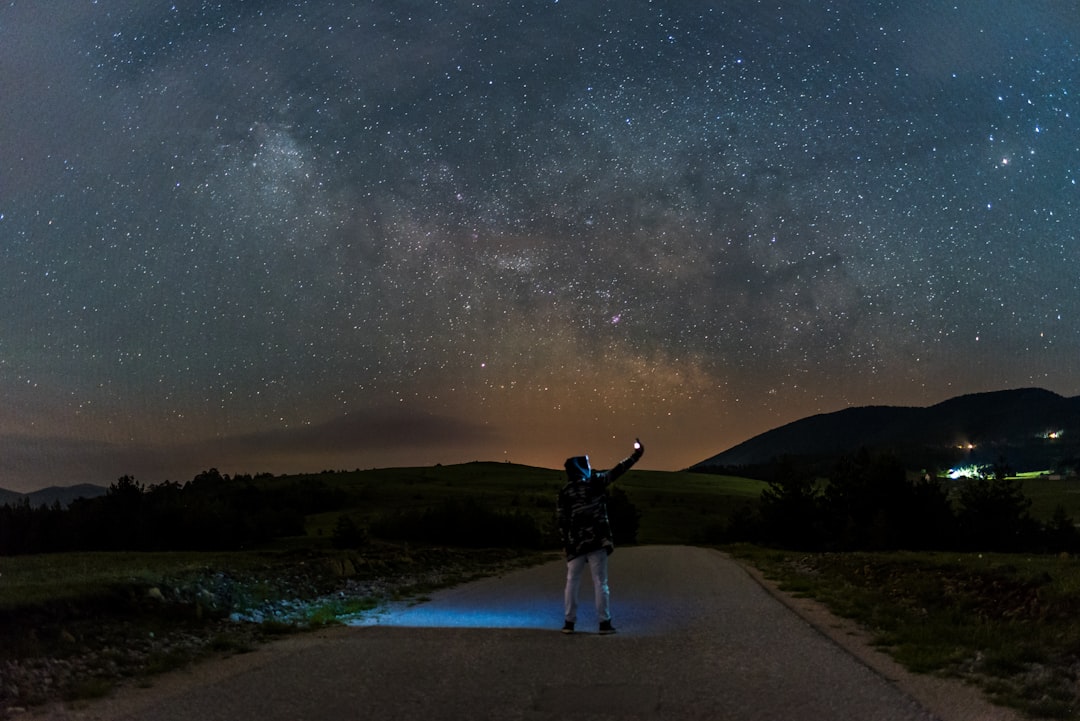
left=820, top=450, right=954, bottom=550
left=758, top=457, right=822, bottom=549
left=1043, top=505, right=1080, bottom=554
left=330, top=514, right=369, bottom=549
left=906, top=472, right=956, bottom=550
left=102, top=475, right=146, bottom=549
left=955, top=456, right=1037, bottom=551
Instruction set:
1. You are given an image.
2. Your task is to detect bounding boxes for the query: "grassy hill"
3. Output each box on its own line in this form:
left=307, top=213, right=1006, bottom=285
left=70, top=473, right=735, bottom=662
left=286, top=462, right=766, bottom=547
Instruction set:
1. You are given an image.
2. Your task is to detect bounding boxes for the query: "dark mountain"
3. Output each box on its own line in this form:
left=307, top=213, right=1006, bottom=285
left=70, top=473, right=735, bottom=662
left=0, top=487, right=22, bottom=506
left=691, top=388, right=1080, bottom=476
left=0, top=484, right=107, bottom=508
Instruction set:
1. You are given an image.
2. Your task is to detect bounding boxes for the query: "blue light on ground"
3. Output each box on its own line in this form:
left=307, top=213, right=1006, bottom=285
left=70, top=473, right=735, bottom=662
left=345, top=552, right=677, bottom=633
left=349, top=602, right=555, bottom=630
left=346, top=591, right=668, bottom=634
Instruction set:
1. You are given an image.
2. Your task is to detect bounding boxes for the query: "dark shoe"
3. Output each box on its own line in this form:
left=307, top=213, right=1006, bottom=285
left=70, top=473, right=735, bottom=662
left=561, top=621, right=575, bottom=634
left=598, top=620, right=616, bottom=635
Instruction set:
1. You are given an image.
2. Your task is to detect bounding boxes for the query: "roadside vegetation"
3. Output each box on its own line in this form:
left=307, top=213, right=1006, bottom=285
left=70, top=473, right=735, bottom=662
left=0, top=543, right=546, bottom=714
left=729, top=546, right=1080, bottom=719
left=3, top=455, right=1080, bottom=718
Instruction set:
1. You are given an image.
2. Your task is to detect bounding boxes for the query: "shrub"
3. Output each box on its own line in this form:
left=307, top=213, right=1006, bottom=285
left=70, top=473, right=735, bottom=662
left=757, top=459, right=822, bottom=549
left=954, top=467, right=1038, bottom=551
left=330, top=515, right=369, bottom=549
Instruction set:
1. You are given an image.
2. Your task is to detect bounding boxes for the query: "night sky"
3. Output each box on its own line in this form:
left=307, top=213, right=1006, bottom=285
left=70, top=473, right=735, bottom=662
left=3, top=1, right=1079, bottom=492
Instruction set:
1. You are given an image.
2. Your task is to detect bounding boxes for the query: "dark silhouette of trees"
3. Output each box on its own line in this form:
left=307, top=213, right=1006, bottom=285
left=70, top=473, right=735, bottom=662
left=954, top=457, right=1039, bottom=551
left=1045, top=505, right=1080, bottom=552
left=330, top=514, right=369, bottom=549
left=0, top=499, right=71, bottom=554
left=906, top=471, right=957, bottom=550
left=0, top=470, right=344, bottom=555
left=752, top=450, right=1074, bottom=553
left=820, top=450, right=955, bottom=550
left=758, top=457, right=822, bottom=549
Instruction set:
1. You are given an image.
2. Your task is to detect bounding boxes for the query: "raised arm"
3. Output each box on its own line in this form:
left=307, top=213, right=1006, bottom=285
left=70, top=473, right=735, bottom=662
left=602, top=438, right=644, bottom=485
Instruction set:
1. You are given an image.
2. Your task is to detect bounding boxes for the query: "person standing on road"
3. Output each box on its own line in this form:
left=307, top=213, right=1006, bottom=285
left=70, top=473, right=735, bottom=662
left=557, top=438, right=644, bottom=635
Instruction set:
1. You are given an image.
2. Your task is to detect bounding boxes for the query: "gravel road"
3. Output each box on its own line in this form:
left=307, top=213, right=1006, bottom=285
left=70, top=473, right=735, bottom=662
left=53, top=546, right=1020, bottom=721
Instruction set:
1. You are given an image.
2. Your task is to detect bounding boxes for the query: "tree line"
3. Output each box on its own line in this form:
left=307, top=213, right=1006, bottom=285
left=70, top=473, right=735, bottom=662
left=742, top=450, right=1080, bottom=553
left=1, top=470, right=641, bottom=556
left=0, top=469, right=346, bottom=555
left=6, top=454, right=1071, bottom=556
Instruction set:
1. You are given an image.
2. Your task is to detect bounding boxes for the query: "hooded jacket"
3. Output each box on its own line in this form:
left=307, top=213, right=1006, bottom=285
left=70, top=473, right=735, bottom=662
left=556, top=448, right=642, bottom=560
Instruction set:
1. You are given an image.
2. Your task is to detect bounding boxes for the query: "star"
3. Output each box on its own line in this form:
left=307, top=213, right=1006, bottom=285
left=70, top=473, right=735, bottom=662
left=0, top=1, right=1077, bottom=490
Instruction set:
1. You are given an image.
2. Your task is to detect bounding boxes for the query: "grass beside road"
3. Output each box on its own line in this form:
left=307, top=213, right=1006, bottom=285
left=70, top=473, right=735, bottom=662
left=0, top=550, right=267, bottom=610
left=729, top=544, right=1080, bottom=719
left=0, top=544, right=548, bottom=712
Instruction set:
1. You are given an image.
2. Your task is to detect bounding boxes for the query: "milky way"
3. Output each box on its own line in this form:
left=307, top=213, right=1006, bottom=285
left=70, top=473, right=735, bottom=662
left=2, top=1, right=1079, bottom=491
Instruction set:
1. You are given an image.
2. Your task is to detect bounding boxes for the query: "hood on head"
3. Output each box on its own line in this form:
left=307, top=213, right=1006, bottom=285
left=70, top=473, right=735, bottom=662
left=564, top=455, right=591, bottom=481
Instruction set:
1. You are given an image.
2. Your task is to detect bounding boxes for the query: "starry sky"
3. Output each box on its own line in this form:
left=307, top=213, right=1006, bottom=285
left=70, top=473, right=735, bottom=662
left=2, top=1, right=1079, bottom=492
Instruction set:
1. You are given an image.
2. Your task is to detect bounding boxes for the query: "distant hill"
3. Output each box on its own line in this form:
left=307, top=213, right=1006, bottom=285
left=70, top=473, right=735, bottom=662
left=691, top=388, right=1080, bottom=476
left=0, top=484, right=107, bottom=508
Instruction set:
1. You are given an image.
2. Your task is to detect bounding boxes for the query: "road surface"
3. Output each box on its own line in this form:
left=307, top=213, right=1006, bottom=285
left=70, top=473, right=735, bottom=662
left=61, top=546, right=1016, bottom=721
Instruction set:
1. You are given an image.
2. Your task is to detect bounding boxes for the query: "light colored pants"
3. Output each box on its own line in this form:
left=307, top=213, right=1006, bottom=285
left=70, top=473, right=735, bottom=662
left=564, top=548, right=610, bottom=623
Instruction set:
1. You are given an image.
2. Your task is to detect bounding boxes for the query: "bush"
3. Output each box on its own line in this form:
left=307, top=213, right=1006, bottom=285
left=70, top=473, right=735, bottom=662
left=954, top=466, right=1038, bottom=551
left=1043, top=505, right=1080, bottom=553
left=752, top=450, right=1067, bottom=553
left=758, top=459, right=822, bottom=549
left=330, top=515, right=369, bottom=549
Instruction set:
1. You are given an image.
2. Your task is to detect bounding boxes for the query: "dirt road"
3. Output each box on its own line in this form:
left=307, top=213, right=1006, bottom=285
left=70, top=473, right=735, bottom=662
left=56, top=546, right=1018, bottom=721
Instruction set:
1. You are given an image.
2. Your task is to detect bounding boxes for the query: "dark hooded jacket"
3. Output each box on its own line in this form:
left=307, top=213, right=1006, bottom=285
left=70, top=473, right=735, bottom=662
left=556, top=449, right=642, bottom=560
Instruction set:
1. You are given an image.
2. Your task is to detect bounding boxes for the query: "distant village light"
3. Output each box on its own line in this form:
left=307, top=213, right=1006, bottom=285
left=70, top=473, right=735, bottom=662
left=949, top=464, right=986, bottom=480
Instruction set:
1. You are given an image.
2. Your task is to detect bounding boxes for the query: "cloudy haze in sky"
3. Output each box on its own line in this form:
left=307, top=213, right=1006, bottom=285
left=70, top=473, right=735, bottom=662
left=2, top=1, right=1079, bottom=491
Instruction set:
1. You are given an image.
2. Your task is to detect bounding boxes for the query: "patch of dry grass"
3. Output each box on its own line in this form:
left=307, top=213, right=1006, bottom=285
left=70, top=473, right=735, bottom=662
left=730, top=545, right=1080, bottom=719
